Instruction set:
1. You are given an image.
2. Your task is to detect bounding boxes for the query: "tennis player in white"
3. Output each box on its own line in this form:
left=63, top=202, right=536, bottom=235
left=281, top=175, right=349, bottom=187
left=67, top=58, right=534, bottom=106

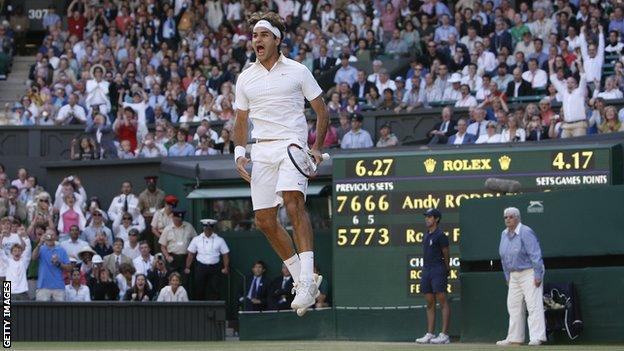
left=233, top=12, right=329, bottom=316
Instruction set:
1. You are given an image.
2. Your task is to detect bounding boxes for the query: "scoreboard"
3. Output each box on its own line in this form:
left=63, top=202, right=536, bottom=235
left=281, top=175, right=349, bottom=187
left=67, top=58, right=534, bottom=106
left=331, top=142, right=622, bottom=308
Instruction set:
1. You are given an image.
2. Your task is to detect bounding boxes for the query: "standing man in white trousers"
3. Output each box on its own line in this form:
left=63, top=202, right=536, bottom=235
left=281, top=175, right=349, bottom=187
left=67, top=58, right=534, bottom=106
left=497, top=207, right=547, bottom=346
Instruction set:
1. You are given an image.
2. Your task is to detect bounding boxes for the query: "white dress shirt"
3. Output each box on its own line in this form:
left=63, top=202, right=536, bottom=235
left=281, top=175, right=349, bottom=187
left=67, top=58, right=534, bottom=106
left=550, top=73, right=587, bottom=122
left=452, top=133, right=465, bottom=145
left=595, top=89, right=623, bottom=100
left=376, top=80, right=397, bottom=93
left=133, top=255, right=154, bottom=276
left=461, top=75, right=483, bottom=92
left=476, top=133, right=502, bottom=144
left=467, top=120, right=488, bottom=137
left=60, top=239, right=90, bottom=260
left=443, top=87, right=461, bottom=101
left=0, top=246, right=30, bottom=294
left=56, top=104, right=87, bottom=124
left=477, top=51, right=497, bottom=72
left=455, top=95, right=478, bottom=107
left=500, top=128, right=527, bottom=142
left=107, top=194, right=139, bottom=223
left=187, top=233, right=230, bottom=265
left=521, top=69, right=548, bottom=88
left=122, top=243, right=141, bottom=260
left=157, top=285, right=189, bottom=302
left=86, top=79, right=110, bottom=110
left=64, top=284, right=91, bottom=302
left=580, top=32, right=604, bottom=83
left=112, top=216, right=146, bottom=248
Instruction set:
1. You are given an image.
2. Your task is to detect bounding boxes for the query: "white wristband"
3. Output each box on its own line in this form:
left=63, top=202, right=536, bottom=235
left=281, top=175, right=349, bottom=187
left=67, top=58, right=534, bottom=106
left=234, top=145, right=246, bottom=164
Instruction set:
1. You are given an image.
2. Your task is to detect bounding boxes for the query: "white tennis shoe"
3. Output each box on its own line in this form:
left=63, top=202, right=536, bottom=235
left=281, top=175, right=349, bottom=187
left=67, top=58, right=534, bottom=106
left=291, top=274, right=322, bottom=317
left=415, top=332, right=435, bottom=344
left=430, top=332, right=450, bottom=344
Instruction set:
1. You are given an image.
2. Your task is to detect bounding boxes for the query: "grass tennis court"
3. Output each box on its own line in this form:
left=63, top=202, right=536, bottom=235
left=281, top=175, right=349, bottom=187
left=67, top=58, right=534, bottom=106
left=10, top=341, right=624, bottom=351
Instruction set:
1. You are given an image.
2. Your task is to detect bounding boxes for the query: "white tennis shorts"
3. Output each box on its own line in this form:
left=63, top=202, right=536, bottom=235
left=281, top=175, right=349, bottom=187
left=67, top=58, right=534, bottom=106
left=250, top=139, right=308, bottom=210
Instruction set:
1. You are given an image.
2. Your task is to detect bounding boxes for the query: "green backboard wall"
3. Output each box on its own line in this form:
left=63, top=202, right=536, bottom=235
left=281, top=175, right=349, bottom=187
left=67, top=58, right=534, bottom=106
left=460, top=185, right=624, bottom=261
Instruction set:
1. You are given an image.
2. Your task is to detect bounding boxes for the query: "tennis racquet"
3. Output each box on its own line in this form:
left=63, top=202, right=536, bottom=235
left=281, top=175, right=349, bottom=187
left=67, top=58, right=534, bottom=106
left=287, top=143, right=330, bottom=179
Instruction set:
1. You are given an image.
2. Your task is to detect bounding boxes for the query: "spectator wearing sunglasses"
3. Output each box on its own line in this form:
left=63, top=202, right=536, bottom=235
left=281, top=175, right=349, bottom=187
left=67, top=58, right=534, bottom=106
left=82, top=209, right=113, bottom=247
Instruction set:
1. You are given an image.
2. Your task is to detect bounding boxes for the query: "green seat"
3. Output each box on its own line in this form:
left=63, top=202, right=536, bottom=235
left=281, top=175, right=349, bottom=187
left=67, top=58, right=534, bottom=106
left=508, top=95, right=545, bottom=103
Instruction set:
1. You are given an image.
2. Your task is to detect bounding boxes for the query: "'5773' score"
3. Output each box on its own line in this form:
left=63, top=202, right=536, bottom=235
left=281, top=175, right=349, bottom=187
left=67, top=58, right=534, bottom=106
left=336, top=227, right=390, bottom=247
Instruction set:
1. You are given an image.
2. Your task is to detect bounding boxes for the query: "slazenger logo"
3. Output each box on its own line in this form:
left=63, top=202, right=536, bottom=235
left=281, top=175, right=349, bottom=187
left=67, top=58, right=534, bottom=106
left=527, top=201, right=544, bottom=213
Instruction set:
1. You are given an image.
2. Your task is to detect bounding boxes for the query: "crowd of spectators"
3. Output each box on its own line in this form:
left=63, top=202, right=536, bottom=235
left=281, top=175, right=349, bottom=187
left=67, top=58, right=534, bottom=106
left=0, top=0, right=620, bottom=156
left=0, top=165, right=235, bottom=302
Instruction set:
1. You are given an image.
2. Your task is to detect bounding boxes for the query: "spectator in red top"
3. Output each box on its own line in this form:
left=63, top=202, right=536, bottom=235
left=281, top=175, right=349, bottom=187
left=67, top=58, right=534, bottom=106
left=113, top=107, right=138, bottom=151
left=308, top=119, right=339, bottom=148
left=66, top=0, right=87, bottom=40
left=115, top=6, right=133, bottom=33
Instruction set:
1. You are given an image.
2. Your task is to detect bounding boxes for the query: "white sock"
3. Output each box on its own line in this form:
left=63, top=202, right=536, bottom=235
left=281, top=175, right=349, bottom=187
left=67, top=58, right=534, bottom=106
left=298, top=251, right=314, bottom=280
left=283, top=254, right=301, bottom=283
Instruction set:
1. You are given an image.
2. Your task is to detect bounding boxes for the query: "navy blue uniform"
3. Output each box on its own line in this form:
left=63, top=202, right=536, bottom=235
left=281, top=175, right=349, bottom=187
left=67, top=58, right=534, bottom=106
left=421, top=228, right=450, bottom=294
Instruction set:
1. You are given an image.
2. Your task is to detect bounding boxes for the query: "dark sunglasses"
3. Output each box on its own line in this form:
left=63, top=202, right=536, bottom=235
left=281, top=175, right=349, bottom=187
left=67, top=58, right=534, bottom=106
left=122, top=217, right=132, bottom=220
left=92, top=213, right=102, bottom=217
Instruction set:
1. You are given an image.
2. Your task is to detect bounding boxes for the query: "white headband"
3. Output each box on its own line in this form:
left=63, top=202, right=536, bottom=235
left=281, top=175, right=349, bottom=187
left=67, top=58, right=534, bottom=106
left=254, top=20, right=281, bottom=39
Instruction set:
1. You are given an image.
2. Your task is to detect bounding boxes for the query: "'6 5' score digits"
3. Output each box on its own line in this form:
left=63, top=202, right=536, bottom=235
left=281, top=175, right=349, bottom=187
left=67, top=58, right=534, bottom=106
left=347, top=158, right=395, bottom=178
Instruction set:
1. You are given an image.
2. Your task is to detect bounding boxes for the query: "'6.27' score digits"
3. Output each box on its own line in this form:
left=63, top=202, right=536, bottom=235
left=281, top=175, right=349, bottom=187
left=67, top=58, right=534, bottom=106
left=348, top=158, right=395, bottom=177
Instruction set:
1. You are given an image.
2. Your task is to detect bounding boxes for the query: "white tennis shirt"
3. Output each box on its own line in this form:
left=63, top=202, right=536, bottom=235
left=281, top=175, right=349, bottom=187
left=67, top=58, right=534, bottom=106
left=235, top=54, right=323, bottom=143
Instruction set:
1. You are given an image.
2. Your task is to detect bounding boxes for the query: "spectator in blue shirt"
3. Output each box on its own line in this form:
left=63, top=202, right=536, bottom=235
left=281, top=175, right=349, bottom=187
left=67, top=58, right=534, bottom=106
left=167, top=128, right=195, bottom=157
left=434, top=15, right=459, bottom=44
left=340, top=113, right=373, bottom=149
left=497, top=207, right=546, bottom=346
left=608, top=7, right=624, bottom=37
left=32, top=230, right=73, bottom=301
left=42, top=5, right=61, bottom=30
left=334, top=53, right=358, bottom=88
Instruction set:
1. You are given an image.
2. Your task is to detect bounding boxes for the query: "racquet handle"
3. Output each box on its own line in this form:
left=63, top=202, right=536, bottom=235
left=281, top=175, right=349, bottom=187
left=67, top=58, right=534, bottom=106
left=321, top=153, right=330, bottom=161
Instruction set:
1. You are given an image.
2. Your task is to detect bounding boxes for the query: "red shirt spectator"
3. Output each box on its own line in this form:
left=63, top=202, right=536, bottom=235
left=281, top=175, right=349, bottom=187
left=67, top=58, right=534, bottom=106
left=308, top=125, right=339, bottom=148
left=114, top=108, right=139, bottom=151
left=115, top=8, right=133, bottom=33
left=117, top=124, right=138, bottom=151
left=67, top=14, right=86, bottom=40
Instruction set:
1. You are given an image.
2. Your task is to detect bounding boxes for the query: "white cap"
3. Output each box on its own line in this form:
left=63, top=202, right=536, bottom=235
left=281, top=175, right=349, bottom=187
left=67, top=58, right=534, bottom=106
left=200, top=219, right=218, bottom=226
left=92, top=255, right=103, bottom=264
